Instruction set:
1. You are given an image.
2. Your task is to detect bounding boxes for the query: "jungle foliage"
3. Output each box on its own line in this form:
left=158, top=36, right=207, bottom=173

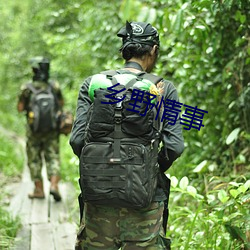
left=0, top=0, right=249, bottom=249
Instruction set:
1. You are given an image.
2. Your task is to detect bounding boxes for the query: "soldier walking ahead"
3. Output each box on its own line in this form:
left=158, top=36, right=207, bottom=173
left=17, top=57, right=64, bottom=201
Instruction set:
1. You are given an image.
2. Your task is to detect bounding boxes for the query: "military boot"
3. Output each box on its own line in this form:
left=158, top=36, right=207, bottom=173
left=28, top=180, right=45, bottom=199
left=50, top=175, right=62, bottom=202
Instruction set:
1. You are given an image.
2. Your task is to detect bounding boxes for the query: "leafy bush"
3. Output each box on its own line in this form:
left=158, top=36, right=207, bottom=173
left=168, top=175, right=250, bottom=250
left=0, top=134, right=24, bottom=177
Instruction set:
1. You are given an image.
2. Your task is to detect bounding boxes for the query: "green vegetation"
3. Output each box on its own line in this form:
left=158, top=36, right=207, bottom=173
left=0, top=134, right=24, bottom=177
left=0, top=207, right=20, bottom=250
left=168, top=175, right=250, bottom=249
left=0, top=135, right=23, bottom=249
left=0, top=0, right=249, bottom=249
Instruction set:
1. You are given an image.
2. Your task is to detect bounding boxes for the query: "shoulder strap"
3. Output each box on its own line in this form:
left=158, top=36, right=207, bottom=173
left=48, top=80, right=56, bottom=90
left=100, top=70, right=118, bottom=78
left=27, top=82, right=53, bottom=93
left=137, top=72, right=163, bottom=85
left=26, top=83, right=39, bottom=94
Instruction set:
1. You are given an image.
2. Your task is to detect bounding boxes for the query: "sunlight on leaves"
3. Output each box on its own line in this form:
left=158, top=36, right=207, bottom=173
left=179, top=176, right=189, bottom=190
left=226, top=127, right=241, bottom=145
left=193, top=160, right=208, bottom=173
left=187, top=185, right=197, bottom=197
left=170, top=176, right=178, bottom=188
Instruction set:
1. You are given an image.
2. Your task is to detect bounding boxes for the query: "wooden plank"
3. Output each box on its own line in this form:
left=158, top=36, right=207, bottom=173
left=31, top=223, right=54, bottom=250
left=17, top=181, right=33, bottom=224
left=50, top=196, right=67, bottom=223
left=8, top=181, right=32, bottom=219
left=8, top=182, right=26, bottom=217
left=30, top=177, right=50, bottom=224
left=61, top=182, right=77, bottom=211
left=11, top=224, right=31, bottom=250
left=52, top=222, right=76, bottom=250
left=30, top=166, right=50, bottom=224
left=50, top=182, right=77, bottom=223
left=21, top=163, right=31, bottom=182
left=61, top=182, right=79, bottom=223
left=50, top=183, right=78, bottom=249
left=30, top=194, right=49, bottom=224
left=50, top=200, right=67, bottom=223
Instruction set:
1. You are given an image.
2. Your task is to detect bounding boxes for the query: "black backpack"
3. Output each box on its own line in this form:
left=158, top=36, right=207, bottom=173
left=27, top=82, right=59, bottom=133
left=79, top=70, right=163, bottom=209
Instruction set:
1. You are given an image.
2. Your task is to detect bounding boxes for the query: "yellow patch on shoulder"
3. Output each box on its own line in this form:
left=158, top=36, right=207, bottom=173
left=149, top=84, right=159, bottom=96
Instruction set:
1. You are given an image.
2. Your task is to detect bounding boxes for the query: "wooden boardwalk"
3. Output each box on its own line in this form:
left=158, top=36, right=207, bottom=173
left=8, top=164, right=78, bottom=250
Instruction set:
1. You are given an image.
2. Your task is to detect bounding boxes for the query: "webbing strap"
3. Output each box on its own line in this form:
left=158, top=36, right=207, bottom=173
left=82, top=169, right=127, bottom=176
left=137, top=72, right=163, bottom=85
left=105, top=75, right=123, bottom=160
left=86, top=192, right=119, bottom=200
left=84, top=181, right=125, bottom=189
left=125, top=78, right=138, bottom=89
left=82, top=156, right=143, bottom=164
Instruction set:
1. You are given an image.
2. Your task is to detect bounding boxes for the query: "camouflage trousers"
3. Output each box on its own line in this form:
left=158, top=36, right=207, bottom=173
left=75, top=201, right=170, bottom=250
left=26, top=130, right=60, bottom=181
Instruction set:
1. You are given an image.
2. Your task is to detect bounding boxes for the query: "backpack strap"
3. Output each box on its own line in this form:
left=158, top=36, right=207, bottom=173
left=100, top=70, right=118, bottom=78
left=27, top=82, right=53, bottom=93
left=26, top=83, right=39, bottom=94
left=137, top=72, right=163, bottom=85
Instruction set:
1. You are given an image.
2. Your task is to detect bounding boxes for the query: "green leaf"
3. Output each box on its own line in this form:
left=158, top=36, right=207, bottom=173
left=227, top=212, right=243, bottom=221
left=179, top=176, right=189, bottom=190
left=170, top=176, right=178, bottom=188
left=244, top=180, right=250, bottom=190
left=237, top=185, right=247, bottom=194
left=246, top=57, right=250, bottom=65
left=218, top=190, right=229, bottom=203
left=226, top=128, right=241, bottom=145
left=187, top=185, right=197, bottom=197
left=229, top=181, right=240, bottom=187
left=193, top=160, right=207, bottom=173
left=229, top=189, right=239, bottom=198
left=172, top=9, right=183, bottom=34
left=196, top=25, right=206, bottom=30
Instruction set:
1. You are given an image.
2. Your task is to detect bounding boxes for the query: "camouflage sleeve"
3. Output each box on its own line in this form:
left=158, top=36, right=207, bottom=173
left=18, top=84, right=31, bottom=111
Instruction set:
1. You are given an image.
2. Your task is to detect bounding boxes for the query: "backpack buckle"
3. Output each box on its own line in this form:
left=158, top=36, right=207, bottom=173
left=115, top=113, right=122, bottom=124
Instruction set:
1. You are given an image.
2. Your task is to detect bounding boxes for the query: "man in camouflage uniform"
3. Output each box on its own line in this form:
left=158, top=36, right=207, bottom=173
left=70, top=21, right=184, bottom=249
left=17, top=57, right=64, bottom=201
